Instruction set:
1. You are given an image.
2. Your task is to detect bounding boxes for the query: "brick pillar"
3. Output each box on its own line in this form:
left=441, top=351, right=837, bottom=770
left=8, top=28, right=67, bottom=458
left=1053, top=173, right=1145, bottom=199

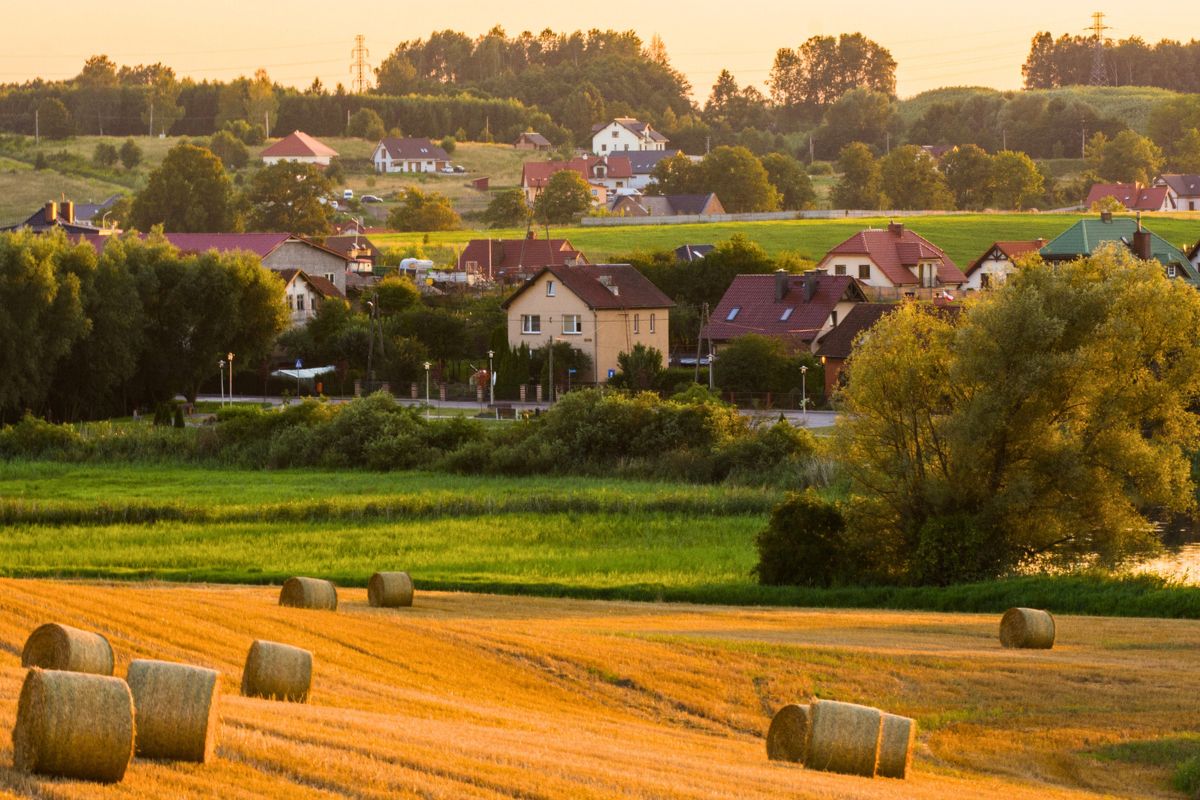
left=410, top=382, right=418, bottom=399
left=439, top=384, right=446, bottom=402
left=519, top=385, right=527, bottom=402
left=535, top=384, right=543, bottom=403
left=354, top=379, right=362, bottom=398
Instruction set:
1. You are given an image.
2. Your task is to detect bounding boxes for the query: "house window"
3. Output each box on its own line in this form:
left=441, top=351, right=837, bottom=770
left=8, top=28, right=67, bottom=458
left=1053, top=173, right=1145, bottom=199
left=981, top=273, right=991, bottom=289
left=297, top=295, right=305, bottom=311
left=1191, top=201, right=1196, bottom=211
left=521, top=314, right=541, bottom=334
left=1169, top=264, right=1178, bottom=278
left=612, top=130, right=619, bottom=138
left=633, top=313, right=640, bottom=334
left=601, top=144, right=607, bottom=152
left=831, top=309, right=838, bottom=326
left=546, top=280, right=556, bottom=297
left=325, top=273, right=334, bottom=282
left=780, top=307, right=794, bottom=322
left=858, top=264, right=870, bottom=279
left=287, top=295, right=294, bottom=310
left=726, top=306, right=740, bottom=321
left=834, top=264, right=847, bottom=276
left=562, top=314, right=582, bottom=334
left=649, top=313, right=656, bottom=333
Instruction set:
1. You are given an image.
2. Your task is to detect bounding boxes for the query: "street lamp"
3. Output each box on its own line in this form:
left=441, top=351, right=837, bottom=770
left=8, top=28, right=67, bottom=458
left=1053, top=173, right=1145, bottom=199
left=423, top=361, right=432, bottom=419
left=218, top=360, right=226, bottom=406
left=708, top=350, right=716, bottom=391
left=487, top=350, right=495, bottom=406
left=548, top=335, right=554, bottom=404
left=294, top=358, right=303, bottom=400
left=800, top=364, right=808, bottom=425
left=227, top=352, right=235, bottom=403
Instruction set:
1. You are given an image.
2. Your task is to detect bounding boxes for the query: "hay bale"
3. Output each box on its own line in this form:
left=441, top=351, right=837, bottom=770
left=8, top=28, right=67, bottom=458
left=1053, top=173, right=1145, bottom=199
left=877, top=713, right=916, bottom=779
left=126, top=659, right=220, bottom=762
left=21, top=623, right=114, bottom=675
left=368, top=571, right=414, bottom=608
left=12, top=668, right=134, bottom=783
left=807, top=699, right=883, bottom=778
left=279, top=577, right=337, bottom=610
left=999, top=607, right=1055, bottom=649
left=766, top=704, right=811, bottom=763
left=241, top=640, right=312, bottom=703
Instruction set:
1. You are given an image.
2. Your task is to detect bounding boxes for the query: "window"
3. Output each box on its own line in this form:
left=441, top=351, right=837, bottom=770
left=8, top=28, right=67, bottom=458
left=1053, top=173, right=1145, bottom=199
left=287, top=295, right=294, bottom=311
left=612, top=130, right=619, bottom=138
left=546, top=280, right=556, bottom=297
left=858, top=264, right=870, bottom=279
left=1168, top=264, right=1178, bottom=278
left=780, top=307, right=794, bottom=322
left=562, top=314, right=582, bottom=334
left=649, top=313, right=656, bottom=333
left=980, top=273, right=991, bottom=289
left=325, top=273, right=334, bottom=282
left=726, top=306, right=740, bottom=321
left=521, top=314, right=541, bottom=334
left=830, top=309, right=838, bottom=326
left=834, top=264, right=846, bottom=275
left=297, top=295, right=305, bottom=311
left=633, top=313, right=640, bottom=334
left=601, top=144, right=607, bottom=152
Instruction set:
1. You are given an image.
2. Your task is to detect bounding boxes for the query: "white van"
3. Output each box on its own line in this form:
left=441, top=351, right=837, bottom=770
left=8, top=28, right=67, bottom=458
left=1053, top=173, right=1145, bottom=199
left=342, top=189, right=354, bottom=200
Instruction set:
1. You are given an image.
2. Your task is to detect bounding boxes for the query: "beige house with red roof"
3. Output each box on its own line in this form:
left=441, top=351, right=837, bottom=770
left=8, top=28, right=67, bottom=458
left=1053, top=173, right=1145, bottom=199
left=260, top=131, right=339, bottom=166
left=963, top=239, right=1046, bottom=291
left=702, top=271, right=868, bottom=353
left=501, top=264, right=673, bottom=383
left=520, top=156, right=632, bottom=205
left=816, top=222, right=965, bottom=299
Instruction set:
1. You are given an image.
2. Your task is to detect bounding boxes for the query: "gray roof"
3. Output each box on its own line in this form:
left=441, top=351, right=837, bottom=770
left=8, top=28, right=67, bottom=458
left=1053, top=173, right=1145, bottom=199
left=376, top=137, right=450, bottom=162
left=624, top=149, right=682, bottom=174
left=674, top=244, right=714, bottom=262
left=1157, top=174, right=1200, bottom=197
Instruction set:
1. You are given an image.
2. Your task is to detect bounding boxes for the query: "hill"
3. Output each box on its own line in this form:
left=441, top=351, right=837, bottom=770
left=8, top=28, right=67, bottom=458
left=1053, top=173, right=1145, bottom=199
left=0, top=579, right=1193, bottom=798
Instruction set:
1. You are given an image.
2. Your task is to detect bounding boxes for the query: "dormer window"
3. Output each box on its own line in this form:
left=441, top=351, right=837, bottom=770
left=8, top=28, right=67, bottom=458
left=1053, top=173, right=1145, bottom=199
left=780, top=308, right=794, bottom=321
left=1168, top=264, right=1178, bottom=278
left=726, top=307, right=740, bottom=321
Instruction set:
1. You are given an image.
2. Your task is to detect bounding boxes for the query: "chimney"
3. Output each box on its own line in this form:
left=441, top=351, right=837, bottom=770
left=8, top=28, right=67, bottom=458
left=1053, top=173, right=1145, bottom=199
left=62, top=200, right=74, bottom=224
left=887, top=220, right=904, bottom=237
left=1132, top=214, right=1152, bottom=260
left=43, top=201, right=57, bottom=224
left=774, top=269, right=789, bottom=302
left=1100, top=210, right=1113, bottom=223
left=526, top=229, right=536, bottom=240
left=803, top=270, right=819, bottom=303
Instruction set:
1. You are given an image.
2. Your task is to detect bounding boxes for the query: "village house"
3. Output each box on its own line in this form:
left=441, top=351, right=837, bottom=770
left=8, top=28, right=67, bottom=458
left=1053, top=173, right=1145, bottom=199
left=260, top=131, right=338, bottom=166
left=591, top=118, right=669, bottom=154
left=1, top=201, right=113, bottom=235
left=1039, top=212, right=1198, bottom=283
left=372, top=137, right=451, bottom=173
left=816, top=222, right=966, bottom=299
left=457, top=234, right=589, bottom=283
left=610, top=193, right=724, bottom=218
left=674, top=244, right=714, bottom=263
left=520, top=157, right=620, bottom=205
left=276, top=269, right=339, bottom=327
left=1153, top=174, right=1200, bottom=211
left=1085, top=182, right=1171, bottom=212
left=501, top=263, right=673, bottom=383
left=621, top=150, right=686, bottom=191
left=322, top=233, right=380, bottom=273
left=514, top=131, right=553, bottom=151
left=702, top=270, right=869, bottom=352
left=962, top=239, right=1046, bottom=290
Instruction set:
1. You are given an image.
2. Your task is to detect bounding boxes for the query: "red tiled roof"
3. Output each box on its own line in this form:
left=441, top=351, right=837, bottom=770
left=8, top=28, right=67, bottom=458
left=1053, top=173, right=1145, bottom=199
left=816, top=302, right=962, bottom=359
left=702, top=273, right=867, bottom=344
left=823, top=225, right=965, bottom=286
left=965, top=239, right=1046, bottom=276
left=458, top=237, right=588, bottom=275
left=1085, top=183, right=1168, bottom=211
left=275, top=268, right=344, bottom=300
left=501, top=264, right=674, bottom=310
left=521, top=156, right=632, bottom=189
left=261, top=131, right=338, bottom=159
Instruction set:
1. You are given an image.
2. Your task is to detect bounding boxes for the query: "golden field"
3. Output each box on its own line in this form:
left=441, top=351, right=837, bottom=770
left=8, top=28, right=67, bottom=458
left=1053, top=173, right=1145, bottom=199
left=0, top=580, right=1193, bottom=798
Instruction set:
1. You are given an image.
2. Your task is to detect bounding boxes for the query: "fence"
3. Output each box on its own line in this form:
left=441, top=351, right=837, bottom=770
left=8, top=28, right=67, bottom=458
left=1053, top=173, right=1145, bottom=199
left=579, top=209, right=969, bottom=228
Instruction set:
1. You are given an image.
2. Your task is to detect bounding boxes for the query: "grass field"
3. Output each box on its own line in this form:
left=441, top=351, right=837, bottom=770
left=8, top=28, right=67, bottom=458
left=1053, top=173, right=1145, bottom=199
left=371, top=212, right=1200, bottom=266
left=0, top=579, right=1195, bottom=797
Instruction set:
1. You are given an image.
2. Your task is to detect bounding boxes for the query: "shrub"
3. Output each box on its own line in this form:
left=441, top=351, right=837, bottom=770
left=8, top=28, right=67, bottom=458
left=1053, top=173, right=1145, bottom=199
left=0, top=413, right=83, bottom=460
left=909, top=514, right=1018, bottom=587
left=754, top=491, right=852, bottom=586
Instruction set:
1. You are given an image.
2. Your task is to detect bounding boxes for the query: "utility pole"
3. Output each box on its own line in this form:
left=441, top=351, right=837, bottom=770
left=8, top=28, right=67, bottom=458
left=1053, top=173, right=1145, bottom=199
left=264, top=111, right=270, bottom=139
left=148, top=102, right=154, bottom=137
left=694, top=302, right=708, bottom=383
left=1087, top=11, right=1111, bottom=87
left=350, top=34, right=372, bottom=94
left=34, top=109, right=38, bottom=145
left=548, top=335, right=554, bottom=404
left=808, top=135, right=814, bottom=164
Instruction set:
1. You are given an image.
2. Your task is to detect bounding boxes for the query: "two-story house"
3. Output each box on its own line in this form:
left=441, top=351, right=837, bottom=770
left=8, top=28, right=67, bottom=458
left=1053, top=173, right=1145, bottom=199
left=591, top=118, right=669, bottom=155
left=1040, top=212, right=1198, bottom=284
left=372, top=137, right=451, bottom=173
left=277, top=269, right=340, bottom=327
left=457, top=234, right=589, bottom=283
left=816, top=222, right=965, bottom=299
left=1153, top=174, right=1200, bottom=211
left=962, top=239, right=1046, bottom=290
left=502, top=264, right=673, bottom=383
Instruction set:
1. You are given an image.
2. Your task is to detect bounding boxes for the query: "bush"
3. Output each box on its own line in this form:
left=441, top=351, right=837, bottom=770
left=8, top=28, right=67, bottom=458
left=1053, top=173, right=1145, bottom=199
left=754, top=491, right=852, bottom=586
left=439, top=135, right=456, bottom=155
left=92, top=142, right=118, bottom=168
left=909, top=514, right=1018, bottom=587
left=0, top=413, right=83, bottom=460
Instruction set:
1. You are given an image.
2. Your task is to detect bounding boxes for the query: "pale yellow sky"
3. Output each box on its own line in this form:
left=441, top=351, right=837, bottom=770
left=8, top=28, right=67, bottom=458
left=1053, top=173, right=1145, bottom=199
left=1, top=1, right=1193, bottom=100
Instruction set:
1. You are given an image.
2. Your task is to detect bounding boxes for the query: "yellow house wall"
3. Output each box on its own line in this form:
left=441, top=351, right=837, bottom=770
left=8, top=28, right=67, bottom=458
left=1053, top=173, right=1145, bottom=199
left=506, top=271, right=670, bottom=383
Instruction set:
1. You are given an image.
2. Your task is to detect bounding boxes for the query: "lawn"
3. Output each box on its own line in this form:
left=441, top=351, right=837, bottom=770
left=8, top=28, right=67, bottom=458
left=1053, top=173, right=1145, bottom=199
left=0, top=580, right=1196, bottom=798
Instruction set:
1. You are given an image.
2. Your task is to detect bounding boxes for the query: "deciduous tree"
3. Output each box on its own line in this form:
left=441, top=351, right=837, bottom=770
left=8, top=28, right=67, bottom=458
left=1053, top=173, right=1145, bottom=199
left=879, top=145, right=954, bottom=210
left=831, top=142, right=882, bottom=210
left=244, top=161, right=332, bottom=236
left=533, top=170, right=592, bottom=224
left=386, top=188, right=462, bottom=231
left=132, top=142, right=237, bottom=232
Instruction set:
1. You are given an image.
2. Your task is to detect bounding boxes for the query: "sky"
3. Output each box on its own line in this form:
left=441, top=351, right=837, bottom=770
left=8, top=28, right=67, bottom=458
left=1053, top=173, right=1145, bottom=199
left=1, top=1, right=1194, bottom=101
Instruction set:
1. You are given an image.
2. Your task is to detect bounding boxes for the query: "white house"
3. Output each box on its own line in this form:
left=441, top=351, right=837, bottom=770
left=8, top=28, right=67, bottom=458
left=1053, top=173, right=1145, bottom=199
left=373, top=138, right=451, bottom=173
left=591, top=118, right=668, bottom=155
left=962, top=239, right=1046, bottom=291
left=1154, top=174, right=1200, bottom=212
left=260, top=131, right=338, bottom=166
left=277, top=269, right=339, bottom=327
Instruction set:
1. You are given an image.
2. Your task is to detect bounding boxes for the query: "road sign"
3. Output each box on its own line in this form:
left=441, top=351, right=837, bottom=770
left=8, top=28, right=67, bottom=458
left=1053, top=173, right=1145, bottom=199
left=295, top=358, right=303, bottom=369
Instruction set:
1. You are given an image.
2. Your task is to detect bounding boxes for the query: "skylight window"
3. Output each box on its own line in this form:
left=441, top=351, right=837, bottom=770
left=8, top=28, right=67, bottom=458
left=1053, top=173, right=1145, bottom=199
left=726, top=307, right=740, bottom=321
left=780, top=308, right=794, bottom=321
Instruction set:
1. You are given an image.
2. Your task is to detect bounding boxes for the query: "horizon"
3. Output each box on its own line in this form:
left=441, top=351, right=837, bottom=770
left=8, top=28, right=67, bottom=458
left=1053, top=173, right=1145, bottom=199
left=2, top=1, right=1195, bottom=102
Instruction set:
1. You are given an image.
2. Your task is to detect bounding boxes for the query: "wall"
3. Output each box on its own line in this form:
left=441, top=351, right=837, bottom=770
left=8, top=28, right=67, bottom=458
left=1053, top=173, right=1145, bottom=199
left=264, top=241, right=348, bottom=294
left=580, top=209, right=964, bottom=227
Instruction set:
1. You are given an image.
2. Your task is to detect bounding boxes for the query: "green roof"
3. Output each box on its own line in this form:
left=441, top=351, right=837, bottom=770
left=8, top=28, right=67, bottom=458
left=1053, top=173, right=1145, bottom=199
left=1040, top=217, right=1197, bottom=282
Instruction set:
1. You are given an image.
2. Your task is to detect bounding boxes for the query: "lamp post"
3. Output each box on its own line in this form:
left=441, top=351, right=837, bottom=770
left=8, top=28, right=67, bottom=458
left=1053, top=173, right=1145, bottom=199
left=487, top=350, right=495, bottom=406
left=218, top=360, right=226, bottom=406
left=295, top=358, right=303, bottom=400
left=800, top=364, right=808, bottom=426
left=708, top=350, right=716, bottom=391
left=548, top=335, right=554, bottom=404
left=227, top=352, right=235, bottom=403
left=424, top=361, right=432, bottom=419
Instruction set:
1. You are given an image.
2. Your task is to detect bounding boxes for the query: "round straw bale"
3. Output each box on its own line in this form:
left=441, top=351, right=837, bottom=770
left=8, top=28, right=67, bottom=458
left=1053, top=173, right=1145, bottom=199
left=999, top=607, right=1055, bottom=649
left=807, top=699, right=883, bottom=778
left=279, top=577, right=337, bottom=610
left=12, top=668, right=134, bottom=783
left=368, top=571, right=414, bottom=608
left=21, top=623, right=114, bottom=675
left=877, top=713, right=916, bottom=779
left=766, top=704, right=811, bottom=763
left=241, top=640, right=312, bottom=703
left=126, top=659, right=220, bottom=762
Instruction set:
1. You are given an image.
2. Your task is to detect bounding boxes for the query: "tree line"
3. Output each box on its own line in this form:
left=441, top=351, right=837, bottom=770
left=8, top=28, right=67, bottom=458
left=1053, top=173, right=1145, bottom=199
left=1024, top=32, right=1200, bottom=91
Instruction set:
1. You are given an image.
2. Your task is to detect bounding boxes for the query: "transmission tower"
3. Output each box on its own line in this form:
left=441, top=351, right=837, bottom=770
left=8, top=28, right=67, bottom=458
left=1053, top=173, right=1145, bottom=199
left=350, top=35, right=372, bottom=94
left=1087, top=11, right=1110, bottom=86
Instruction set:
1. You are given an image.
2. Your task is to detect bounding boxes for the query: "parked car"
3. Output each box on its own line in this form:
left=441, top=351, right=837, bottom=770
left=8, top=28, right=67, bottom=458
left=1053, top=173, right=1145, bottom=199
left=452, top=165, right=466, bottom=173
left=328, top=199, right=340, bottom=210
left=342, top=189, right=354, bottom=200
left=361, top=195, right=383, bottom=203
left=441, top=167, right=454, bottom=174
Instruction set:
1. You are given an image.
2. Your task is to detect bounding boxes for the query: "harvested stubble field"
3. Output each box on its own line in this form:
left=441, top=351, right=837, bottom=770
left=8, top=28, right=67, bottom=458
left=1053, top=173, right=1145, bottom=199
left=0, top=580, right=1194, bottom=798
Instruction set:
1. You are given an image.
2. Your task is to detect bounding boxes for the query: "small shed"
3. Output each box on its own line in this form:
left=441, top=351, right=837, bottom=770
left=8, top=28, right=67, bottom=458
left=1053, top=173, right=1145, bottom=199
left=514, top=132, right=552, bottom=151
